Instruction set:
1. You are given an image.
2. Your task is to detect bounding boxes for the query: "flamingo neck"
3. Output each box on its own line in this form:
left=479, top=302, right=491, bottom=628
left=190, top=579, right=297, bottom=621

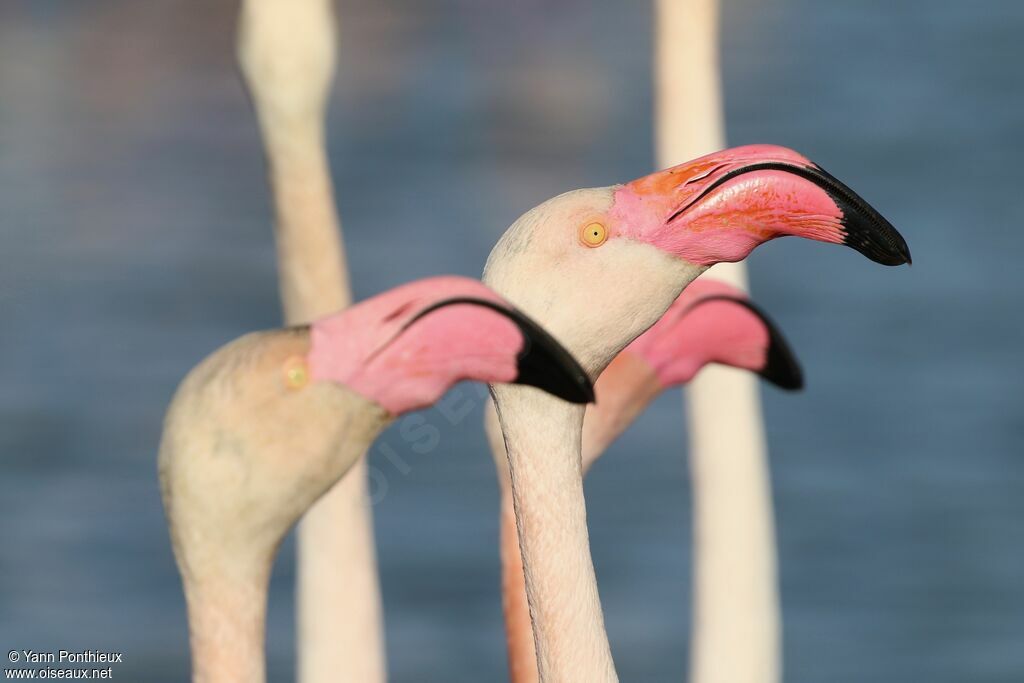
left=581, top=352, right=662, bottom=473
left=183, top=554, right=271, bottom=683
left=491, top=386, right=618, bottom=683
left=686, top=368, right=780, bottom=683
left=267, top=143, right=352, bottom=325
left=238, top=0, right=351, bottom=325
left=495, top=354, right=661, bottom=683
left=499, top=496, right=540, bottom=683
left=487, top=400, right=540, bottom=683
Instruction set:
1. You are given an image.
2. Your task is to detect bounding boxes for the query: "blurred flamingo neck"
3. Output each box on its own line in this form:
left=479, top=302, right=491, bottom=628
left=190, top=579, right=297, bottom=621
left=268, top=151, right=351, bottom=324
left=184, top=559, right=271, bottom=683
left=492, top=387, right=618, bottom=683
left=581, top=352, right=662, bottom=472
left=238, top=0, right=349, bottom=324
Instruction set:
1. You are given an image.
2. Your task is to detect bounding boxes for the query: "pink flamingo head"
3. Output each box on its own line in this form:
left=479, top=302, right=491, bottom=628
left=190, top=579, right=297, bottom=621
left=611, top=144, right=911, bottom=267
left=624, top=277, right=803, bottom=390
left=308, top=276, right=594, bottom=414
left=483, top=144, right=908, bottom=377
left=576, top=278, right=801, bottom=471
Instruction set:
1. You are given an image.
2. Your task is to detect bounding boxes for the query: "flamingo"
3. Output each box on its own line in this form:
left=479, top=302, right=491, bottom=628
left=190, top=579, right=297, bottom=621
left=655, top=1, right=784, bottom=679
left=486, top=278, right=803, bottom=682
left=482, top=144, right=910, bottom=681
left=158, top=276, right=593, bottom=683
left=235, top=3, right=379, bottom=681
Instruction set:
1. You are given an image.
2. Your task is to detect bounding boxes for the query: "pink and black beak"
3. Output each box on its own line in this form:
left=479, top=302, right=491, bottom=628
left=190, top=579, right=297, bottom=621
left=403, top=297, right=595, bottom=404
left=681, top=161, right=912, bottom=266
left=697, top=295, right=804, bottom=390
left=615, top=144, right=912, bottom=267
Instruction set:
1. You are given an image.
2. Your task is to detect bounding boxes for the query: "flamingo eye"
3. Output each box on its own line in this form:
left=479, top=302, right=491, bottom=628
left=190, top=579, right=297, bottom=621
left=580, top=222, right=607, bottom=247
left=282, top=356, right=310, bottom=390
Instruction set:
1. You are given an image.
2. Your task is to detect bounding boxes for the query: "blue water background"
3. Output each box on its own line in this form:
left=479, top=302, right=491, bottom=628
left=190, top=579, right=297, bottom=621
left=1, top=1, right=1022, bottom=680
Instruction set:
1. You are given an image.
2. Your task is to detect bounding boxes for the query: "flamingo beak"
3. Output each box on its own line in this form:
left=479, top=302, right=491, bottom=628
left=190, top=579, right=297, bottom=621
left=509, top=307, right=596, bottom=404
left=403, top=298, right=595, bottom=404
left=729, top=298, right=805, bottom=391
left=617, top=145, right=912, bottom=267
left=667, top=293, right=805, bottom=391
left=722, top=162, right=913, bottom=266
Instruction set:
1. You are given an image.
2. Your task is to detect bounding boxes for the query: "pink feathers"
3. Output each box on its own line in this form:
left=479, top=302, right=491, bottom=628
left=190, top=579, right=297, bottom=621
left=307, top=275, right=594, bottom=414
left=308, top=276, right=522, bottom=414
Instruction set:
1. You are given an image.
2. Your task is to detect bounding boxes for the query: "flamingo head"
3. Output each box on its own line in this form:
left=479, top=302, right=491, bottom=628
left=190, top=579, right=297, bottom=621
left=308, top=276, right=593, bottom=414
left=624, top=277, right=803, bottom=391
left=484, top=144, right=909, bottom=376
left=578, top=278, right=802, bottom=469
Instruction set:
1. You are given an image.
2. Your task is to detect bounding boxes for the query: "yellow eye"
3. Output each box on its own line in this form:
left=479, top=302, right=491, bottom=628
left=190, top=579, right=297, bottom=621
left=580, top=222, right=607, bottom=247
left=282, top=356, right=309, bottom=390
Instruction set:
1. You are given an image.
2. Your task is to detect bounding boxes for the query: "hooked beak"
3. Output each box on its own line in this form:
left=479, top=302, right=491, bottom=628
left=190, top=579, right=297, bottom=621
left=695, top=296, right=804, bottom=390
left=404, top=297, right=595, bottom=404
left=813, top=162, right=911, bottom=265
left=681, top=162, right=912, bottom=266
left=618, top=145, right=912, bottom=267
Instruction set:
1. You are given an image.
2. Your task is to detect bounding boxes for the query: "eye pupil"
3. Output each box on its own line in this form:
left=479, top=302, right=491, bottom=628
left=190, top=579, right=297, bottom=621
left=581, top=222, right=607, bottom=247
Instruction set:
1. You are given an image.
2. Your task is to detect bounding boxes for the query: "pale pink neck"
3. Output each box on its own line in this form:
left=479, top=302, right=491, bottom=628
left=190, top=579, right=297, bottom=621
left=581, top=352, right=662, bottom=473
left=499, top=496, right=540, bottom=683
left=269, top=144, right=353, bottom=325
left=487, top=403, right=538, bottom=683
left=493, top=387, right=618, bottom=683
left=183, top=559, right=271, bottom=683
left=239, top=0, right=352, bottom=324
left=495, top=355, right=659, bottom=683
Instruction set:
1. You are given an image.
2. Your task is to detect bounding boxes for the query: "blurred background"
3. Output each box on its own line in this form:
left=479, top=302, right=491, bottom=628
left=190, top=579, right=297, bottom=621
left=1, top=1, right=1022, bottom=681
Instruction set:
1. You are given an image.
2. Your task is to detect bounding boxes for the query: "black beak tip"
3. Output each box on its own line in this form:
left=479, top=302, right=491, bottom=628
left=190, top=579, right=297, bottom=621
left=839, top=215, right=912, bottom=267
left=752, top=305, right=804, bottom=392
left=690, top=295, right=804, bottom=392
left=760, top=338, right=804, bottom=391
left=403, top=296, right=595, bottom=404
left=514, top=354, right=594, bottom=404
left=800, top=162, right=911, bottom=267
left=505, top=310, right=595, bottom=404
